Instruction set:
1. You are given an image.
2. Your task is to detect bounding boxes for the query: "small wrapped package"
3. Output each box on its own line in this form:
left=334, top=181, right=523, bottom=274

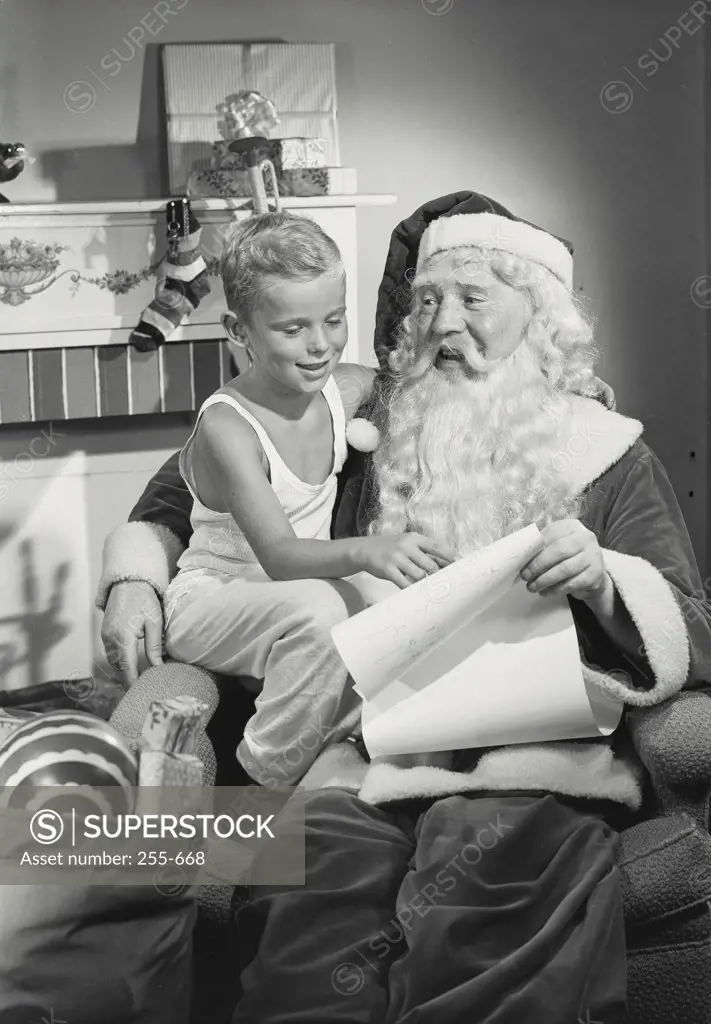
left=210, top=137, right=328, bottom=173
left=137, top=695, right=210, bottom=788
left=278, top=137, right=328, bottom=169
left=189, top=168, right=261, bottom=198
left=280, top=167, right=358, bottom=196
left=210, top=138, right=280, bottom=171
left=188, top=166, right=358, bottom=199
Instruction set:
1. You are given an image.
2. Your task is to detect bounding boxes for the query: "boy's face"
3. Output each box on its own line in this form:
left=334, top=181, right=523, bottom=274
left=230, top=269, right=348, bottom=395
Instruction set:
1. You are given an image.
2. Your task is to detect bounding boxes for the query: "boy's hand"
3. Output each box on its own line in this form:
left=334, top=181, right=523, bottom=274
left=359, top=533, right=456, bottom=589
left=520, top=520, right=612, bottom=605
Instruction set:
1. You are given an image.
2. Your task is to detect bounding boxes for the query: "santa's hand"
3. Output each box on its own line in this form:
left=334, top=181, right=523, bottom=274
left=519, top=519, right=612, bottom=605
left=101, top=580, right=164, bottom=687
left=584, top=376, right=616, bottom=411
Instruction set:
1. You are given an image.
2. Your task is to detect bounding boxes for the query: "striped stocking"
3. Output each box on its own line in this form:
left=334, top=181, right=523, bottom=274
left=129, top=198, right=212, bottom=352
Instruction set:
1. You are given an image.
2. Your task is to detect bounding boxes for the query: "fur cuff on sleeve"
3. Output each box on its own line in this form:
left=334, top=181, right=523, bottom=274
left=95, top=522, right=185, bottom=610
left=591, top=549, right=690, bottom=706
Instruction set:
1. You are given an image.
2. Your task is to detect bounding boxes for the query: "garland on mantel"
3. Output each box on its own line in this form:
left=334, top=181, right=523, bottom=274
left=0, top=235, right=219, bottom=307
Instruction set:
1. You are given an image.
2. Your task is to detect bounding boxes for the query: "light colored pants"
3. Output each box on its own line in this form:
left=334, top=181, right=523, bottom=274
left=163, top=568, right=366, bottom=785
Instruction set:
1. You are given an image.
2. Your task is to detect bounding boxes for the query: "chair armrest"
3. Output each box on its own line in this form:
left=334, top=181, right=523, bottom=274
left=627, top=688, right=711, bottom=830
left=109, top=660, right=221, bottom=786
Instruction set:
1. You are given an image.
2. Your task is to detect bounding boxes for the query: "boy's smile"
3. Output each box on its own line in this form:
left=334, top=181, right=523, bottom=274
left=239, top=270, right=348, bottom=394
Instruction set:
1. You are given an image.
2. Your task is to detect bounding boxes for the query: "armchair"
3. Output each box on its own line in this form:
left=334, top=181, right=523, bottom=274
left=109, top=666, right=711, bottom=1024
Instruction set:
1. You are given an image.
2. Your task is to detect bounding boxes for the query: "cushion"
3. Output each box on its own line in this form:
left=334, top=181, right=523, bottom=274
left=0, top=706, right=198, bottom=1024
left=0, top=883, right=197, bottom=1023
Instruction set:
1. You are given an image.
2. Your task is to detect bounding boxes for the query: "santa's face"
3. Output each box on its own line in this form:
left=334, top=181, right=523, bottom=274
left=411, top=249, right=531, bottom=376
left=371, top=247, right=583, bottom=556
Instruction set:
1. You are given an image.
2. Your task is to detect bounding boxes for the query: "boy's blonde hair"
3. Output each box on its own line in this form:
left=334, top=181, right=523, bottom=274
left=220, top=211, right=344, bottom=322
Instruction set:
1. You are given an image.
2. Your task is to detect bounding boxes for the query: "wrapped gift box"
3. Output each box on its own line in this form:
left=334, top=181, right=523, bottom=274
left=189, top=168, right=268, bottom=198
left=279, top=137, right=328, bottom=169
left=188, top=166, right=358, bottom=199
left=281, top=167, right=357, bottom=195
left=210, top=138, right=278, bottom=171
left=162, top=42, right=340, bottom=192
left=210, top=137, right=328, bottom=172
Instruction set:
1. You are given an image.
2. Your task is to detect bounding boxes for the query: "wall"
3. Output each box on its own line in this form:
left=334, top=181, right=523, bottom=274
left=0, top=0, right=708, bottom=684
left=0, top=415, right=194, bottom=687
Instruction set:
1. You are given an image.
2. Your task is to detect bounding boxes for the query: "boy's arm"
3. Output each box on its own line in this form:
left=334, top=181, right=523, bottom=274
left=197, top=404, right=365, bottom=581
left=95, top=452, right=191, bottom=610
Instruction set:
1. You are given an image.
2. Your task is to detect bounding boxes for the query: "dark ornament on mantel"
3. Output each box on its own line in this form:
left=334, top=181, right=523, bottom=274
left=0, top=142, right=30, bottom=202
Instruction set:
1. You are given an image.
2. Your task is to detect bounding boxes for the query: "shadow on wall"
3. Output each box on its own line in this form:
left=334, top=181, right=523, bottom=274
left=41, top=37, right=287, bottom=201
left=0, top=537, right=71, bottom=692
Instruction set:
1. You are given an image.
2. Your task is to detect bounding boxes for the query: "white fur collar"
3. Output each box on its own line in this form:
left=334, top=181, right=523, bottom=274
left=548, top=396, right=643, bottom=497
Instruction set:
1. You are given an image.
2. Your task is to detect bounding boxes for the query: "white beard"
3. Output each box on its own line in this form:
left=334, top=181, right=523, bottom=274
left=370, top=342, right=581, bottom=556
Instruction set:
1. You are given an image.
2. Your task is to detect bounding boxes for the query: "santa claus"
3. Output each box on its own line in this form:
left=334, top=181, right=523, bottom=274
left=98, top=191, right=711, bottom=1023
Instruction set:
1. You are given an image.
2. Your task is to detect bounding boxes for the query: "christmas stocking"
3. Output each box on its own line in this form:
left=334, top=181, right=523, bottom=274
left=130, top=198, right=212, bottom=352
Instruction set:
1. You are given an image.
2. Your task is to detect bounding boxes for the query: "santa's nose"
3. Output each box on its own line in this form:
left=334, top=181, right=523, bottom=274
left=431, top=301, right=466, bottom=337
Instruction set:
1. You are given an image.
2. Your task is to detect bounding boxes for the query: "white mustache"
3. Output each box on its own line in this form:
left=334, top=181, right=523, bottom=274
left=429, top=338, right=501, bottom=375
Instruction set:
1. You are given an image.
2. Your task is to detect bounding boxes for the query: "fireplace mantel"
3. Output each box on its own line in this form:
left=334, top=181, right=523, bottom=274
left=0, top=194, right=396, bottom=425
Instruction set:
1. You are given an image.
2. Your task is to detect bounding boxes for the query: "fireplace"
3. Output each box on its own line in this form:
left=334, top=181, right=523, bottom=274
left=0, top=194, right=395, bottom=424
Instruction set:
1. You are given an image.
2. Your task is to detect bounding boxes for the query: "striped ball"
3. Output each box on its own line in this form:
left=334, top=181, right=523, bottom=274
left=0, top=710, right=138, bottom=814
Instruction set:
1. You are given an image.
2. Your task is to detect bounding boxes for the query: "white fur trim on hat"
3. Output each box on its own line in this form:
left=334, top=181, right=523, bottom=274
left=416, top=212, right=574, bottom=290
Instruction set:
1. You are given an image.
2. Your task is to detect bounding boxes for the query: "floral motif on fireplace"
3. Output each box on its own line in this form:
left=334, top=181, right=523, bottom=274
left=0, top=236, right=220, bottom=306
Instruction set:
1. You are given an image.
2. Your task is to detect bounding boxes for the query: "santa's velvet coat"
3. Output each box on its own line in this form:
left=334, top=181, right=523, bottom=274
left=98, top=388, right=711, bottom=810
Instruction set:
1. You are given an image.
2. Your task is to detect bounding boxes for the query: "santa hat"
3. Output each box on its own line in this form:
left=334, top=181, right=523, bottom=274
left=346, top=190, right=574, bottom=454
left=373, top=190, right=574, bottom=370
left=417, top=211, right=573, bottom=288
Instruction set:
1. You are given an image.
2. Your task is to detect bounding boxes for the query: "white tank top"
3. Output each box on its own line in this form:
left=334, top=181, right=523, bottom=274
left=176, top=375, right=348, bottom=579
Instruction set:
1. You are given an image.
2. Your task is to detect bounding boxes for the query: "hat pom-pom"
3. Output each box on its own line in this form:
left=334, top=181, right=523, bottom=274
left=346, top=417, right=381, bottom=453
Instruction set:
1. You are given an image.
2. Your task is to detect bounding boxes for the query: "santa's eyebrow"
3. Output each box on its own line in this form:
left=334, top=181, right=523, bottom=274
left=412, top=275, right=440, bottom=291
left=454, top=281, right=488, bottom=295
left=413, top=277, right=489, bottom=296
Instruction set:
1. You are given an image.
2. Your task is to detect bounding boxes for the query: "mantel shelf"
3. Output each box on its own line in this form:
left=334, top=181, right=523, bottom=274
left=2, top=194, right=397, bottom=218
left=0, top=191, right=396, bottom=423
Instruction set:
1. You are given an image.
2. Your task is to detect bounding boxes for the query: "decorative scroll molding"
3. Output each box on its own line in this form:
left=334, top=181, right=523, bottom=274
left=0, top=236, right=221, bottom=307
